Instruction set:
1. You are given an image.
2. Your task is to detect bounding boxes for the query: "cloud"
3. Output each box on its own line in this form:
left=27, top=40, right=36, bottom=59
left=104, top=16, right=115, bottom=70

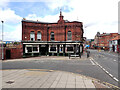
left=0, top=0, right=119, bottom=41
left=84, top=23, right=118, bottom=39
left=0, top=7, right=22, bottom=41
left=25, top=13, right=59, bottom=23
left=0, top=0, right=10, bottom=8
left=1, top=24, right=22, bottom=41
left=0, top=8, right=22, bottom=24
left=45, top=0, right=71, bottom=10
left=46, top=0, right=119, bottom=39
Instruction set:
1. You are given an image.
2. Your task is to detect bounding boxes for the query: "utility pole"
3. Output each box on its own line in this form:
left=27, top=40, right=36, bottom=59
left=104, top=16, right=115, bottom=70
left=1, top=21, right=4, bottom=60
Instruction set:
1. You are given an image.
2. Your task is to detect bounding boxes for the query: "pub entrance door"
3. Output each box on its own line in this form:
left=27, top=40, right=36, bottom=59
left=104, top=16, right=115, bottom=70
left=40, top=45, right=48, bottom=55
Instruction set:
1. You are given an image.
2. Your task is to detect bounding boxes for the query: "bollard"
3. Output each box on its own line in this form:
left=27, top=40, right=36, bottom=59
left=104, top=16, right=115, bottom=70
left=87, top=51, right=90, bottom=58
left=69, top=53, right=70, bottom=59
left=79, top=52, right=81, bottom=58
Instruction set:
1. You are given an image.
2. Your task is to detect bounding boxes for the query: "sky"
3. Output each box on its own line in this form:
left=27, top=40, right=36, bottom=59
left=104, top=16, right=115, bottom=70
left=0, top=0, right=119, bottom=41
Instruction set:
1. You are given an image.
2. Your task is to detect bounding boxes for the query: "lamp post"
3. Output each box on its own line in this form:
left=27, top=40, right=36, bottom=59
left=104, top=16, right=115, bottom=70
left=1, top=21, right=4, bottom=60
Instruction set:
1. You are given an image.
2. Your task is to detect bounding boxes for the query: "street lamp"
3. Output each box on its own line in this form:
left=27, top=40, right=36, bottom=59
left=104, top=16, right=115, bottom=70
left=1, top=21, right=4, bottom=60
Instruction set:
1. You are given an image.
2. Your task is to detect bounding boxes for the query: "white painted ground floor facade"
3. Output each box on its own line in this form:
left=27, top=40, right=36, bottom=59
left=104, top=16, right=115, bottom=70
left=22, top=41, right=83, bottom=57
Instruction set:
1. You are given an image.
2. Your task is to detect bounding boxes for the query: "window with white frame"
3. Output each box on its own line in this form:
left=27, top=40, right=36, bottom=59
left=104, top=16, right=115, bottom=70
left=37, top=31, right=41, bottom=41
left=27, top=47, right=32, bottom=53
left=67, top=47, right=73, bottom=51
left=50, top=32, right=54, bottom=41
left=49, top=45, right=57, bottom=52
left=66, top=45, right=74, bottom=53
left=32, top=45, right=39, bottom=52
left=67, top=31, right=72, bottom=40
left=30, top=31, right=35, bottom=41
left=25, top=45, right=39, bottom=53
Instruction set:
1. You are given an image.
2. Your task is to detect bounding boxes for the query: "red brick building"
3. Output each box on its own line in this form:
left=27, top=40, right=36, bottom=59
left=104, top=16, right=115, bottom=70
left=94, top=32, right=118, bottom=50
left=22, top=11, right=84, bottom=56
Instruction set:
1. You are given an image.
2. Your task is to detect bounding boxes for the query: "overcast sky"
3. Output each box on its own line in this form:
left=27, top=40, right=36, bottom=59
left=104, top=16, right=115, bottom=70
left=0, top=0, right=119, bottom=41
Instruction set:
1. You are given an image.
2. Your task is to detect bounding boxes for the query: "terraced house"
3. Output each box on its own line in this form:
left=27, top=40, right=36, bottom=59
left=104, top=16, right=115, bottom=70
left=21, top=11, right=84, bottom=57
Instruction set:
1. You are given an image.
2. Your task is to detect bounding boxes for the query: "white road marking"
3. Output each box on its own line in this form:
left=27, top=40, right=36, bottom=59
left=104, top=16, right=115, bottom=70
left=90, top=59, right=95, bottom=65
left=105, top=71, right=109, bottom=74
left=102, top=68, right=105, bottom=71
left=91, top=58, right=94, bottom=60
left=99, top=65, right=103, bottom=68
left=113, top=77, right=119, bottom=82
left=91, top=57, right=119, bottom=82
left=109, top=73, right=113, bottom=77
left=114, top=60, right=116, bottom=62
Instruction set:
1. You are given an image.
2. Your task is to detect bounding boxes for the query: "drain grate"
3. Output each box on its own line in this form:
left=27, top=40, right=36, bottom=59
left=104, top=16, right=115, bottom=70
left=28, top=69, right=53, bottom=72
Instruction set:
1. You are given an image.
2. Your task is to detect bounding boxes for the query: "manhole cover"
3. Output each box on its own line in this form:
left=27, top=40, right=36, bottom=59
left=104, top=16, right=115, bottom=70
left=6, top=80, right=15, bottom=84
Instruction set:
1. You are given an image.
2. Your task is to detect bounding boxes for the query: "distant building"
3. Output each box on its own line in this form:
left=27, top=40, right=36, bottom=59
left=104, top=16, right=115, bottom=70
left=109, top=34, right=120, bottom=53
left=84, top=39, right=94, bottom=49
left=91, top=40, right=95, bottom=49
left=94, top=32, right=118, bottom=50
left=21, top=11, right=84, bottom=57
left=94, top=32, right=100, bottom=48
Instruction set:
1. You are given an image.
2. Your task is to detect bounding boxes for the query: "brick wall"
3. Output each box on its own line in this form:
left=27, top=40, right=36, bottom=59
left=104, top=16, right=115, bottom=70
left=22, top=21, right=83, bottom=41
left=2, top=44, right=23, bottom=60
left=10, top=48, right=23, bottom=59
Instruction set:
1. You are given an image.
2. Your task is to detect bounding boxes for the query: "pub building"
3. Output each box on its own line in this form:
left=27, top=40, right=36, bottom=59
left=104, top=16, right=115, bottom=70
left=21, top=11, right=84, bottom=57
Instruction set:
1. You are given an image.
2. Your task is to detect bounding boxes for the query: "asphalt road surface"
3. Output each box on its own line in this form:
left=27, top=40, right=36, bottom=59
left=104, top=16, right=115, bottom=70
left=89, top=49, right=119, bottom=87
left=2, top=50, right=119, bottom=87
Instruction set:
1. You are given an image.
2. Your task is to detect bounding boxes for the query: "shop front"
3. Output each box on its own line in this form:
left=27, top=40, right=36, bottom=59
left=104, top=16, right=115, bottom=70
left=22, top=41, right=83, bottom=57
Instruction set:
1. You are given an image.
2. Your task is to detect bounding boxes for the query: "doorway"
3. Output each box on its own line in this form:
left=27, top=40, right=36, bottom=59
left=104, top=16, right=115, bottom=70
left=40, top=45, right=48, bottom=55
left=6, top=49, right=11, bottom=59
left=112, top=45, right=115, bottom=52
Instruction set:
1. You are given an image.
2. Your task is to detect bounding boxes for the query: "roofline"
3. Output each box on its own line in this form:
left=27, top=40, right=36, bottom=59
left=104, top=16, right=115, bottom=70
left=22, top=19, right=83, bottom=24
left=100, top=33, right=118, bottom=36
left=22, top=19, right=52, bottom=24
left=21, top=40, right=83, bottom=43
left=110, top=35, right=120, bottom=41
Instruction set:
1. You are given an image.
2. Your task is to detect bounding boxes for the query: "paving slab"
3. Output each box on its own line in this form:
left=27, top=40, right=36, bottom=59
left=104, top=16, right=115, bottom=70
left=84, top=80, right=95, bottom=88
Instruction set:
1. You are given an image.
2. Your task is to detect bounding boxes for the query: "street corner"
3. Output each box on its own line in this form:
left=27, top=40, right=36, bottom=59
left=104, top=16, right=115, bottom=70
left=92, top=80, right=120, bottom=89
left=69, top=71, right=119, bottom=89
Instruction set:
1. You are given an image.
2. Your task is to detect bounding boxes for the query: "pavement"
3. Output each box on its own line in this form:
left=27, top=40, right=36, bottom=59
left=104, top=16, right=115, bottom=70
left=1, top=53, right=111, bottom=89
left=1, top=69, right=97, bottom=89
left=1, top=69, right=110, bottom=89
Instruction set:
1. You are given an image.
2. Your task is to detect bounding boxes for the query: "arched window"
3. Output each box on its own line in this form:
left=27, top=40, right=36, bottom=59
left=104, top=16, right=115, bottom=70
left=37, top=31, right=41, bottom=41
left=67, top=31, right=72, bottom=40
left=50, top=32, right=54, bottom=41
left=30, top=31, right=35, bottom=41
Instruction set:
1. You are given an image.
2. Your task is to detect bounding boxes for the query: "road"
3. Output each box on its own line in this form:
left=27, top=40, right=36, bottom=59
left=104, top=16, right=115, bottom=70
left=90, top=49, right=118, bottom=79
left=2, top=50, right=119, bottom=87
